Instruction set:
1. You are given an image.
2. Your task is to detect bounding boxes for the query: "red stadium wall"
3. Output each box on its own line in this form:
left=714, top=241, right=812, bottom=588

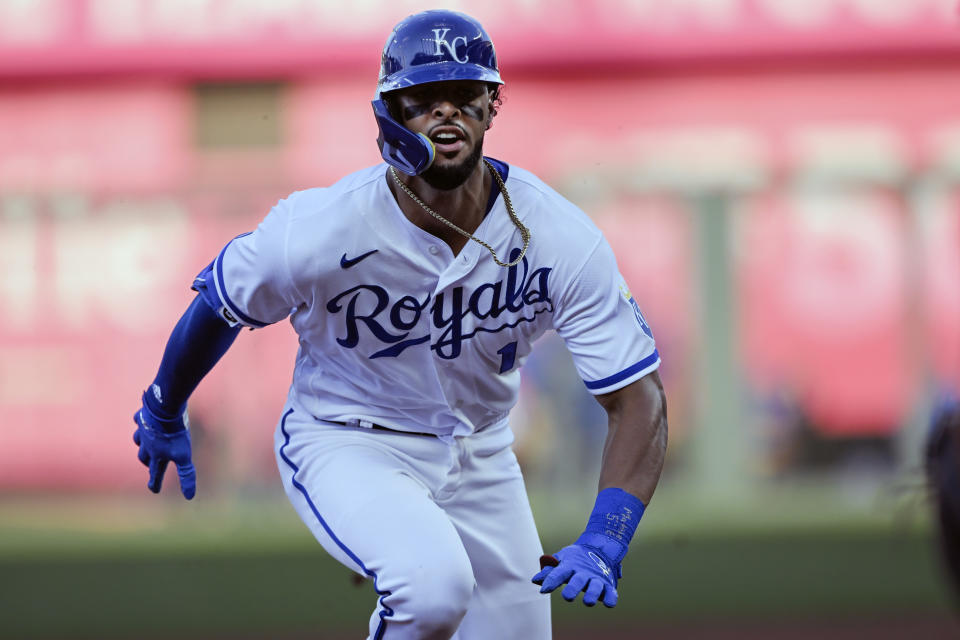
left=1, top=0, right=959, bottom=489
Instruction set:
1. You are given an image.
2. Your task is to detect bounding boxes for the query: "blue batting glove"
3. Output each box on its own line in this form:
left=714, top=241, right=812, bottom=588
left=533, top=488, right=646, bottom=608
left=532, top=535, right=620, bottom=607
left=132, top=394, right=196, bottom=500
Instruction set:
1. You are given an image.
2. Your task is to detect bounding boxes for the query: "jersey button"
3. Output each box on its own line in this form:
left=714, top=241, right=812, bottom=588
left=428, top=246, right=439, bottom=255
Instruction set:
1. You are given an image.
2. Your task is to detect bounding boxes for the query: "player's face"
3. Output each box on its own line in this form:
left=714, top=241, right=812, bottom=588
left=393, top=80, right=493, bottom=190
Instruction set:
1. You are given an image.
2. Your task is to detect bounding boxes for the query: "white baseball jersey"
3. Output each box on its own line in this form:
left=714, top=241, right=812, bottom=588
left=194, top=159, right=659, bottom=438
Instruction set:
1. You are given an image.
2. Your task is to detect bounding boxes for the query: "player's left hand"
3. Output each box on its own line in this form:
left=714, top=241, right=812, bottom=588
left=532, top=542, right=619, bottom=607
left=132, top=398, right=196, bottom=500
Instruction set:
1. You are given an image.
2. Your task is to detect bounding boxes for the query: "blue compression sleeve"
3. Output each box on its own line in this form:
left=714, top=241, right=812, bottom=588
left=144, top=295, right=241, bottom=422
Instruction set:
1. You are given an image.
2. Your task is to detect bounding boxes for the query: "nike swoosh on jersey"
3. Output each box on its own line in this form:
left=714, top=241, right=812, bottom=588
left=340, top=249, right=379, bottom=269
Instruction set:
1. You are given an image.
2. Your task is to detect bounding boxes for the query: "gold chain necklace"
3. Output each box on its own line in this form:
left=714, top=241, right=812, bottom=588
left=389, top=159, right=531, bottom=268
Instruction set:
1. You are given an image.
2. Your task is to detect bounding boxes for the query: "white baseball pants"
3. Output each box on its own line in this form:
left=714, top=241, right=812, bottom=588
left=274, top=403, right=551, bottom=640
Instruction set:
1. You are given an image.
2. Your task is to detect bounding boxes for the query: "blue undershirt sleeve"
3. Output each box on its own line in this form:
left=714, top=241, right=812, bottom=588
left=143, top=294, right=242, bottom=420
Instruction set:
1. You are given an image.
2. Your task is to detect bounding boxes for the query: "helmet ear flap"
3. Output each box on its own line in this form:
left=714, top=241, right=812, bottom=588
left=372, top=99, right=435, bottom=176
left=382, top=94, right=402, bottom=122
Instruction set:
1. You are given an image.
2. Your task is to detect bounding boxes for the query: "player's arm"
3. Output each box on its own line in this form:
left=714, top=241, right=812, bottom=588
left=134, top=196, right=301, bottom=499
left=534, top=231, right=667, bottom=607
left=533, top=371, right=667, bottom=607
left=132, top=294, right=241, bottom=500
left=595, top=370, right=667, bottom=502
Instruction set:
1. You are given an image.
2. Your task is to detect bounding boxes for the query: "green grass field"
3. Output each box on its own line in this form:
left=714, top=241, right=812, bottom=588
left=0, top=483, right=956, bottom=639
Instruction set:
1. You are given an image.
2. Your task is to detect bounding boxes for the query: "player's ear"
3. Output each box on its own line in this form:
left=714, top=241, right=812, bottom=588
left=485, top=85, right=499, bottom=130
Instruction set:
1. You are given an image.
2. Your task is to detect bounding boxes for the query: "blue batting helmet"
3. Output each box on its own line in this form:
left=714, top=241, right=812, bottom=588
left=372, top=10, right=503, bottom=175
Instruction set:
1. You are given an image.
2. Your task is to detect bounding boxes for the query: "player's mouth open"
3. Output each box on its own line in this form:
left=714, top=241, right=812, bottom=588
left=430, top=127, right=466, bottom=153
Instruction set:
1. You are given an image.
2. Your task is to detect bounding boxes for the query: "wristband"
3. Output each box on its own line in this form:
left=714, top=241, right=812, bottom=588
left=141, top=391, right=189, bottom=434
left=584, top=487, right=646, bottom=543
left=574, top=488, right=646, bottom=574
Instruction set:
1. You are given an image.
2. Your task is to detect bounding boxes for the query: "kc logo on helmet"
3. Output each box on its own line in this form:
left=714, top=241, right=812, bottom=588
left=431, top=28, right=468, bottom=63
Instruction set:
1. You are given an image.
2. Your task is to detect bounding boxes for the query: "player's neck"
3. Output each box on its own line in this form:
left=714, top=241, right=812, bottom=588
left=390, top=162, right=491, bottom=256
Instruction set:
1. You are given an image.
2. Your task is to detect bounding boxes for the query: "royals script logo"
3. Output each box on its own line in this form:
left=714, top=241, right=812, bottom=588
left=326, top=251, right=552, bottom=360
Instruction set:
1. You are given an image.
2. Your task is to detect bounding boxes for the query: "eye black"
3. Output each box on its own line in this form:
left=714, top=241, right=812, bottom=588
left=402, top=104, right=431, bottom=120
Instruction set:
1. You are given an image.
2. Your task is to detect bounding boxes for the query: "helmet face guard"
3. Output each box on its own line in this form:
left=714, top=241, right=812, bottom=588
left=373, top=10, right=503, bottom=176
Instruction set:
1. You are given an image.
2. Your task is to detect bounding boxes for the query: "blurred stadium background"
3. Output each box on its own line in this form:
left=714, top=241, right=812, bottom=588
left=2, top=0, right=960, bottom=638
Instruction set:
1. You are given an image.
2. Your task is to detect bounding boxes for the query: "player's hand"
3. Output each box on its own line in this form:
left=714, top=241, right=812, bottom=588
left=132, top=396, right=196, bottom=500
left=532, top=542, right=619, bottom=607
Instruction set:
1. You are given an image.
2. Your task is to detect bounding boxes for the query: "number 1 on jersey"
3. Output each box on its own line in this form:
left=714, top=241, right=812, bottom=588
left=497, top=341, right=518, bottom=374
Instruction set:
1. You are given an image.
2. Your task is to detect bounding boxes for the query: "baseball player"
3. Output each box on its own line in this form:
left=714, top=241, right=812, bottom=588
left=132, top=10, right=667, bottom=640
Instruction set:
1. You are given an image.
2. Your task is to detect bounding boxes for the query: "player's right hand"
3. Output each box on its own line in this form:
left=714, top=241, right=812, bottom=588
left=132, top=395, right=196, bottom=500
